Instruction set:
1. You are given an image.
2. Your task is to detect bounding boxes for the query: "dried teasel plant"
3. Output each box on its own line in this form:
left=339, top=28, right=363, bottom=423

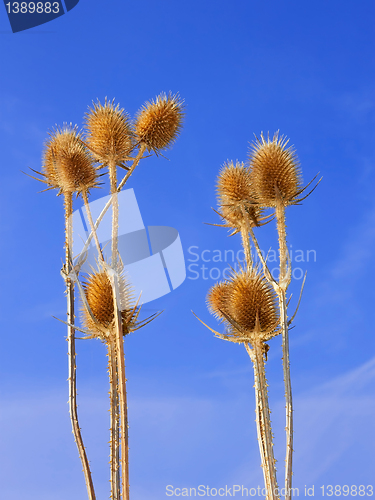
left=30, top=124, right=99, bottom=500
left=199, top=266, right=281, bottom=500
left=249, top=132, right=320, bottom=499
left=195, top=132, right=319, bottom=500
left=31, top=93, right=184, bottom=500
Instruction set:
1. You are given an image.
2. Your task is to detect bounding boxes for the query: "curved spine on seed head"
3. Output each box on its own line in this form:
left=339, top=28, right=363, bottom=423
left=42, top=124, right=98, bottom=195
left=134, top=92, right=184, bottom=152
left=85, top=98, right=134, bottom=166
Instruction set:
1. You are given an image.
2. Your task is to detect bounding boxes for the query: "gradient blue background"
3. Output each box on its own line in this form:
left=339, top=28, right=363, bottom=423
left=1, top=1, right=374, bottom=499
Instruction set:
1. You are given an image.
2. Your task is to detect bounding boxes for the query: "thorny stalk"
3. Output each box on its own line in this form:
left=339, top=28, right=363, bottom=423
left=275, top=200, right=293, bottom=500
left=64, top=192, right=96, bottom=500
left=108, top=159, right=130, bottom=500
left=240, top=224, right=252, bottom=270
left=245, top=343, right=280, bottom=500
left=108, top=341, right=121, bottom=500
left=240, top=207, right=278, bottom=499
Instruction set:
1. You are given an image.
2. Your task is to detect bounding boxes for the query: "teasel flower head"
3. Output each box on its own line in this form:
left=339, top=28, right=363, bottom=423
left=81, top=270, right=136, bottom=341
left=134, top=92, right=184, bottom=152
left=249, top=132, right=303, bottom=207
left=207, top=267, right=280, bottom=345
left=85, top=98, right=134, bottom=166
left=216, top=160, right=266, bottom=231
left=207, top=280, right=233, bottom=322
left=42, top=125, right=98, bottom=195
left=228, top=268, right=279, bottom=339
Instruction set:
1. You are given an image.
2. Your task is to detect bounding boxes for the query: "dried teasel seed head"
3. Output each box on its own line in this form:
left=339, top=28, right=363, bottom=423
left=216, top=161, right=264, bottom=228
left=228, top=268, right=279, bottom=338
left=134, top=92, right=184, bottom=152
left=81, top=270, right=134, bottom=340
left=85, top=98, right=134, bottom=166
left=206, top=280, right=232, bottom=322
left=249, top=132, right=303, bottom=207
left=43, top=125, right=98, bottom=194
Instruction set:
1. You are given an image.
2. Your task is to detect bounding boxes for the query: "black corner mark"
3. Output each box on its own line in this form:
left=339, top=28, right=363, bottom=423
left=3, top=0, right=80, bottom=33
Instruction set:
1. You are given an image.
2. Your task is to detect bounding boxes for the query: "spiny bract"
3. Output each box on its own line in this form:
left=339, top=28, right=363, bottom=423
left=134, top=92, right=184, bottom=152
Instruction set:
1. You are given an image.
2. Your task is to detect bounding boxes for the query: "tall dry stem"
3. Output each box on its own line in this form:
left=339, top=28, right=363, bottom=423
left=108, top=159, right=130, bottom=500
left=64, top=192, right=96, bottom=500
left=108, top=342, right=121, bottom=500
left=275, top=201, right=293, bottom=499
left=241, top=225, right=252, bottom=270
left=246, top=343, right=280, bottom=500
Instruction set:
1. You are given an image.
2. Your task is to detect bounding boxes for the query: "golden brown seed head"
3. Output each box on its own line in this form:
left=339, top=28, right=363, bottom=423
left=134, top=92, right=184, bottom=152
left=228, top=269, right=279, bottom=336
left=216, top=161, right=264, bottom=228
left=43, top=125, right=97, bottom=194
left=249, top=132, right=302, bottom=207
left=81, top=271, right=133, bottom=340
left=85, top=99, right=134, bottom=165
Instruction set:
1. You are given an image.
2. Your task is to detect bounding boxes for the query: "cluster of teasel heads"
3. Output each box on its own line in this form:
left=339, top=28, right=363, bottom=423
left=31, top=92, right=184, bottom=500
left=197, top=133, right=320, bottom=500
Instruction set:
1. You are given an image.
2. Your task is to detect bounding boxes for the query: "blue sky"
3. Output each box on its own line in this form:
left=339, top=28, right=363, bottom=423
left=1, top=1, right=375, bottom=499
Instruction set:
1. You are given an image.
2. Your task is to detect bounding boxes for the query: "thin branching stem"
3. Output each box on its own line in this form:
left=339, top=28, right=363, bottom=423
left=82, top=190, right=104, bottom=262
left=108, top=341, right=121, bottom=500
left=108, top=159, right=130, bottom=500
left=117, top=143, right=147, bottom=191
left=275, top=200, right=293, bottom=500
left=64, top=192, right=96, bottom=500
left=241, top=224, right=252, bottom=270
left=246, top=343, right=280, bottom=500
left=77, top=144, right=147, bottom=264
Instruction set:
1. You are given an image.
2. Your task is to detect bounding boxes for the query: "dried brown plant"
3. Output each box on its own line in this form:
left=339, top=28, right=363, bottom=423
left=39, top=124, right=98, bottom=500
left=248, top=132, right=319, bottom=499
left=33, top=92, right=183, bottom=500
left=196, top=131, right=319, bottom=500
left=204, top=267, right=281, bottom=500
